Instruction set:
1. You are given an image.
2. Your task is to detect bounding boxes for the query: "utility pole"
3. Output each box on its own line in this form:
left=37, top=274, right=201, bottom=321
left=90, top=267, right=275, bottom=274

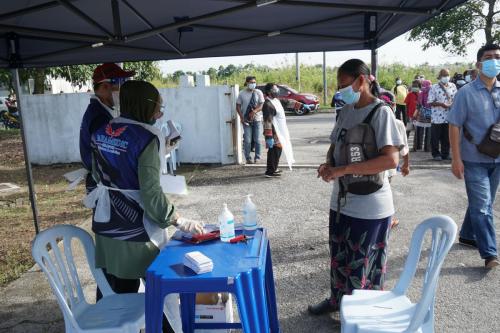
left=322, top=51, right=327, bottom=106
left=295, top=52, right=300, bottom=91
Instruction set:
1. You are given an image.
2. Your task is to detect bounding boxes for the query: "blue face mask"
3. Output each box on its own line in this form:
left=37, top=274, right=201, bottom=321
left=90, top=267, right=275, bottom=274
left=339, top=79, right=360, bottom=105
left=481, top=59, right=500, bottom=78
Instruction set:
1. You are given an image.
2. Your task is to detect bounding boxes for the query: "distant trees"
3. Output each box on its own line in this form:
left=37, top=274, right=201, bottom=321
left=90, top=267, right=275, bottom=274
left=0, top=61, right=161, bottom=94
left=409, top=0, right=499, bottom=55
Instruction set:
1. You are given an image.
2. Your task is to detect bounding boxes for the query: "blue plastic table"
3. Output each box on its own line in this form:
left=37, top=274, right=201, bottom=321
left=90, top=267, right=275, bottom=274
left=145, top=228, right=280, bottom=333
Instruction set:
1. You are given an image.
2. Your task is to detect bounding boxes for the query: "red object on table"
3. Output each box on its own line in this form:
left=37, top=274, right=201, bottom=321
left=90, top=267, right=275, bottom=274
left=184, top=231, right=220, bottom=244
left=229, top=235, right=247, bottom=243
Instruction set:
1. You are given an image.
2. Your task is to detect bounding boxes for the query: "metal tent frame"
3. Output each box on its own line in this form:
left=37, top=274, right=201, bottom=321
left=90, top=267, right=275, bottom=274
left=0, top=0, right=465, bottom=233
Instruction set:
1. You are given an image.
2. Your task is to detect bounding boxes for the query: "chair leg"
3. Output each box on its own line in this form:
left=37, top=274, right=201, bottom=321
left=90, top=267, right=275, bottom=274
left=171, top=150, right=177, bottom=171
left=180, top=293, right=196, bottom=333
left=265, top=244, right=280, bottom=333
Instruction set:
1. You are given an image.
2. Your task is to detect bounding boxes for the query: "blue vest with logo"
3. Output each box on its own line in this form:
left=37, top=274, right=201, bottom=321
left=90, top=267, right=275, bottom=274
left=91, top=120, right=158, bottom=242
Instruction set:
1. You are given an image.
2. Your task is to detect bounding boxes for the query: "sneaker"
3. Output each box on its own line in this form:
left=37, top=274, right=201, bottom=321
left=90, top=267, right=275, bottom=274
left=433, top=156, right=442, bottom=161
left=458, top=237, right=477, bottom=249
left=485, top=256, right=500, bottom=269
left=246, top=159, right=254, bottom=164
left=254, top=158, right=261, bottom=164
left=307, top=298, right=339, bottom=315
left=442, top=156, right=452, bottom=160
left=274, top=169, right=283, bottom=174
left=265, top=173, right=280, bottom=178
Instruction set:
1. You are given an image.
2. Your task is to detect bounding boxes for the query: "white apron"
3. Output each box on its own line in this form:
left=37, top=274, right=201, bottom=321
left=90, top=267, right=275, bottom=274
left=270, top=98, right=295, bottom=170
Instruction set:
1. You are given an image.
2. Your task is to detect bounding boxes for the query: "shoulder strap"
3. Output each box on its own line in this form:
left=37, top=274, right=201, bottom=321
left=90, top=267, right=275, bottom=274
left=438, top=83, right=451, bottom=100
left=362, top=102, right=384, bottom=125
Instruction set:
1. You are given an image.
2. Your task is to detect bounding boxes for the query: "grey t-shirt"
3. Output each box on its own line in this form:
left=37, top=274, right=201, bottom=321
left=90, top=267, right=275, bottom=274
left=329, top=99, right=404, bottom=219
left=237, top=88, right=265, bottom=122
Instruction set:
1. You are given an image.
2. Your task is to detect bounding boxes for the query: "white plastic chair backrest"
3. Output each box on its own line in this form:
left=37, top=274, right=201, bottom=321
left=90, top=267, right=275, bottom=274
left=31, top=225, right=114, bottom=329
left=393, top=215, right=457, bottom=333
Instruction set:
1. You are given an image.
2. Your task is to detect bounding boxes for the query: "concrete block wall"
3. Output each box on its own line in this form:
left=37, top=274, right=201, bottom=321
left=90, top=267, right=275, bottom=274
left=20, top=85, right=240, bottom=165
left=21, top=93, right=90, bottom=165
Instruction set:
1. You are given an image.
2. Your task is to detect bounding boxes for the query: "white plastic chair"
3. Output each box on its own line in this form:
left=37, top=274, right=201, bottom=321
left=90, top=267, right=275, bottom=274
left=31, top=225, right=145, bottom=332
left=340, top=215, right=457, bottom=333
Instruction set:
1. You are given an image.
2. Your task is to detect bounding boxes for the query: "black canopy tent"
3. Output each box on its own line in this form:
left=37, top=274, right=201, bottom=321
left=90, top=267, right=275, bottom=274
left=0, top=0, right=467, bottom=234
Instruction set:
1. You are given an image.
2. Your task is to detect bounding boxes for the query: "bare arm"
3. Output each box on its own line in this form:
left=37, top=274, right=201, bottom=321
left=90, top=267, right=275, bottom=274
left=430, top=101, right=449, bottom=108
left=317, top=143, right=335, bottom=179
left=401, top=153, right=410, bottom=176
left=236, top=104, right=244, bottom=124
left=449, top=124, right=464, bottom=179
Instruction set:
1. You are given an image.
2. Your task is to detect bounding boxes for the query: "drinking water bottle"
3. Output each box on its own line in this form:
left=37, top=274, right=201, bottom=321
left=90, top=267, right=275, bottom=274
left=242, top=194, right=258, bottom=236
left=218, top=203, right=235, bottom=242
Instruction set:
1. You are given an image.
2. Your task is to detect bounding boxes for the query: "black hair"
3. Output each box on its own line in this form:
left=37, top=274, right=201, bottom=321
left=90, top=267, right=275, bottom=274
left=477, top=43, right=500, bottom=61
left=337, top=59, right=379, bottom=97
left=411, top=79, right=421, bottom=88
left=264, top=82, right=276, bottom=94
left=245, top=76, right=256, bottom=82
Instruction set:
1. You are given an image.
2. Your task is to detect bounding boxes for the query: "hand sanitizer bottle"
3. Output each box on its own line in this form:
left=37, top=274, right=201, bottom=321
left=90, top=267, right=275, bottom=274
left=242, top=194, right=258, bottom=236
left=218, top=203, right=235, bottom=242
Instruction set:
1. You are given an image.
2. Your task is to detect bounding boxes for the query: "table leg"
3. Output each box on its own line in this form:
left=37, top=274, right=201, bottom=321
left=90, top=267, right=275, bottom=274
left=266, top=244, right=280, bottom=333
left=252, top=268, right=270, bottom=332
left=180, top=293, right=196, bottom=333
left=235, top=272, right=262, bottom=333
left=146, top=273, right=164, bottom=333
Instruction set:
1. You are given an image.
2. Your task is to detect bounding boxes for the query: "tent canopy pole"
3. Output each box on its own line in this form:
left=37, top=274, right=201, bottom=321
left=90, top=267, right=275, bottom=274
left=11, top=68, right=40, bottom=234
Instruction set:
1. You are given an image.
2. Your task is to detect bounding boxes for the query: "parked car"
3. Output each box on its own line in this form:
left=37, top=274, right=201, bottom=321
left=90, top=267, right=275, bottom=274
left=257, top=84, right=320, bottom=115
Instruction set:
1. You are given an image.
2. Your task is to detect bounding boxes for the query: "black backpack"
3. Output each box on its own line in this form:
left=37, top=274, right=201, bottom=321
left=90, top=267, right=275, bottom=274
left=334, top=103, right=384, bottom=196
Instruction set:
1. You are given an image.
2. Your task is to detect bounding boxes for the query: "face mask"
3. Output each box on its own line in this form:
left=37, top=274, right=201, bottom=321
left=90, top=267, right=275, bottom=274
left=481, top=59, right=500, bottom=79
left=111, top=91, right=120, bottom=116
left=457, top=80, right=466, bottom=86
left=440, top=76, right=450, bottom=84
left=396, top=80, right=402, bottom=85
left=339, top=80, right=361, bottom=105
left=465, top=75, right=472, bottom=82
left=411, top=87, right=420, bottom=93
left=247, top=83, right=256, bottom=90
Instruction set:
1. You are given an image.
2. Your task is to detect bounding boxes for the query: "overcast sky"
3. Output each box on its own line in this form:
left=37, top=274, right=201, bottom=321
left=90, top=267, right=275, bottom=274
left=160, top=31, right=485, bottom=74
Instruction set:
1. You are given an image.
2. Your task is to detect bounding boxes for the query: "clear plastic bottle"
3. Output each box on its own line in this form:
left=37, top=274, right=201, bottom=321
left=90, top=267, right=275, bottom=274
left=242, top=194, right=258, bottom=236
left=218, top=203, right=235, bottom=242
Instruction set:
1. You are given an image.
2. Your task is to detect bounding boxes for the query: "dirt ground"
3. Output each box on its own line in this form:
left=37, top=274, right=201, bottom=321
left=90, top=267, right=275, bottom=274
left=0, top=129, right=91, bottom=286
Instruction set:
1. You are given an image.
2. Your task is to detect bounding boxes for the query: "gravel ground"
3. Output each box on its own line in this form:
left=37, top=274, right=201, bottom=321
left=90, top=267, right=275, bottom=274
left=179, top=165, right=500, bottom=333
left=1, top=112, right=499, bottom=333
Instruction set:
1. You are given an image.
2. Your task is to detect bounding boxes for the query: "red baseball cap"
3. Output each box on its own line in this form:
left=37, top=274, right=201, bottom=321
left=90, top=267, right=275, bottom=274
left=92, top=63, right=135, bottom=84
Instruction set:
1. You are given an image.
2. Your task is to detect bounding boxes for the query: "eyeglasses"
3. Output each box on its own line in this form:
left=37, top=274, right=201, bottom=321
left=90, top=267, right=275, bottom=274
left=146, top=98, right=166, bottom=110
left=98, top=77, right=130, bottom=85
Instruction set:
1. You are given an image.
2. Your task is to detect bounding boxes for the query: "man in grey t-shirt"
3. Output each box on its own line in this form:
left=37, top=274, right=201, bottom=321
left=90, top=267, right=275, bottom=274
left=236, top=76, right=265, bottom=164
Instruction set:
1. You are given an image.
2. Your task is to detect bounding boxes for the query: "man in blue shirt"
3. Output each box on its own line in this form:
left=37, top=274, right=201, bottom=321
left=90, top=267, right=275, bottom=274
left=448, top=44, right=500, bottom=269
left=79, top=63, right=134, bottom=192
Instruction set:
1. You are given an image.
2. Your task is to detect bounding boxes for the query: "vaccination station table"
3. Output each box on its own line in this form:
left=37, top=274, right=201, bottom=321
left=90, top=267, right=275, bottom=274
left=145, top=228, right=281, bottom=333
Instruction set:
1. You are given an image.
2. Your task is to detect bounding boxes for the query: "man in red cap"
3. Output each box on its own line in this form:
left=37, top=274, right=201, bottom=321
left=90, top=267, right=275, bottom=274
left=79, top=63, right=134, bottom=193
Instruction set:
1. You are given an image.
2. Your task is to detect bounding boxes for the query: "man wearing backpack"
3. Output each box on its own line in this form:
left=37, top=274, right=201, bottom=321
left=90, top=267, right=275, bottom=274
left=427, top=68, right=457, bottom=161
left=448, top=44, right=500, bottom=269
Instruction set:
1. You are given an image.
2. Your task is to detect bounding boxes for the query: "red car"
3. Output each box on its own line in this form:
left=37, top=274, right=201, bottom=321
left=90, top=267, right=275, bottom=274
left=257, top=84, right=320, bottom=115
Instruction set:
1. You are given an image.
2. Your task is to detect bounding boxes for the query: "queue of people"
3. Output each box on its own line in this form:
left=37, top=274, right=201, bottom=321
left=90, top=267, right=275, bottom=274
left=77, top=43, right=499, bottom=330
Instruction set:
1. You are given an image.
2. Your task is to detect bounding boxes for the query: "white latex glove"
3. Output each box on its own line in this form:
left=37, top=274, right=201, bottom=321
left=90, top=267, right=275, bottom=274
left=176, top=217, right=205, bottom=235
